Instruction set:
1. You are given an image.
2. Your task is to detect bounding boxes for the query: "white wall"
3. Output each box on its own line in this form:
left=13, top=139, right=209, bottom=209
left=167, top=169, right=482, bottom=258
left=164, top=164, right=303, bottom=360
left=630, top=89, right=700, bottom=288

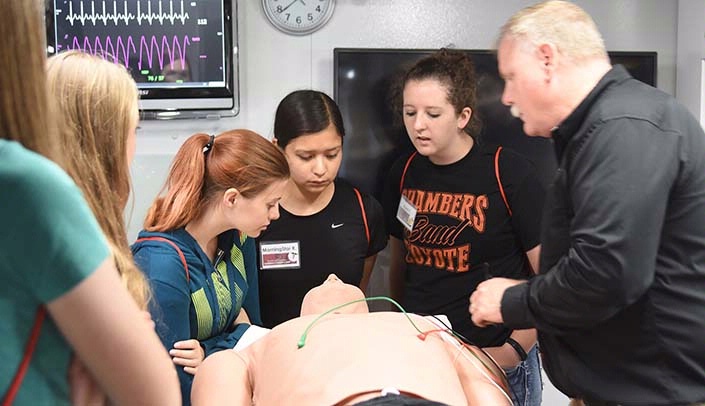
left=676, top=0, right=705, bottom=120
left=127, top=2, right=680, bottom=404
left=129, top=0, right=678, bottom=241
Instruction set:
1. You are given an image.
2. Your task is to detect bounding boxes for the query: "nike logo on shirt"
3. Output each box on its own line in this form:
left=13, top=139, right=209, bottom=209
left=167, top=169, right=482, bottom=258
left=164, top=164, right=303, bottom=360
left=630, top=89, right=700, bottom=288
left=331, top=223, right=344, bottom=229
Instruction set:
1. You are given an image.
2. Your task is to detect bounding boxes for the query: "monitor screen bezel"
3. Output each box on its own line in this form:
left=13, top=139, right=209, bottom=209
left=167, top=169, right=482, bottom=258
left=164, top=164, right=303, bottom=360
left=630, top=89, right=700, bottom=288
left=333, top=47, right=658, bottom=199
left=45, top=0, right=240, bottom=120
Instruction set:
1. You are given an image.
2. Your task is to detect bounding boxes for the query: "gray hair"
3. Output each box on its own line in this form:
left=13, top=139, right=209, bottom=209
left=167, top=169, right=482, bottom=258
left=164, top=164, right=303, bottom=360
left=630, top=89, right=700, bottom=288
left=498, top=0, right=608, bottom=63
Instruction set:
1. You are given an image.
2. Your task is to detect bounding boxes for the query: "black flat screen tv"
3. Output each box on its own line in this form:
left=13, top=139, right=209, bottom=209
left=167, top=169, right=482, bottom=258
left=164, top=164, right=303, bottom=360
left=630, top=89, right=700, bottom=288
left=334, top=48, right=657, bottom=199
left=46, top=0, right=239, bottom=119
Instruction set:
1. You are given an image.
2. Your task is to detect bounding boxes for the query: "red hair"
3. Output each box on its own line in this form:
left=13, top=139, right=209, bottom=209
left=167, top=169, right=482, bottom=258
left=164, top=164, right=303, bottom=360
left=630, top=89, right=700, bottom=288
left=144, top=129, right=289, bottom=231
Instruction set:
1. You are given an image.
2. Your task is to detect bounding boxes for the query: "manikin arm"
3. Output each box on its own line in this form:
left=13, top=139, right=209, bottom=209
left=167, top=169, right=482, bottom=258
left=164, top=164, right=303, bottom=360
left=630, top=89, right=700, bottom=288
left=192, top=349, right=252, bottom=406
left=451, top=342, right=511, bottom=405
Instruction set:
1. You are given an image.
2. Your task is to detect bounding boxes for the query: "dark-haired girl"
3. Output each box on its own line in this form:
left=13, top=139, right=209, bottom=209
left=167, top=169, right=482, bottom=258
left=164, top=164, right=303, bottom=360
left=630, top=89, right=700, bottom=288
left=257, top=90, right=387, bottom=328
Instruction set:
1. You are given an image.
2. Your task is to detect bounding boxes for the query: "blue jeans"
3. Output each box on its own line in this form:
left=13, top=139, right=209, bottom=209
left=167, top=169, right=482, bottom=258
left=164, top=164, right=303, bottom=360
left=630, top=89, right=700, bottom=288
left=504, top=345, right=542, bottom=406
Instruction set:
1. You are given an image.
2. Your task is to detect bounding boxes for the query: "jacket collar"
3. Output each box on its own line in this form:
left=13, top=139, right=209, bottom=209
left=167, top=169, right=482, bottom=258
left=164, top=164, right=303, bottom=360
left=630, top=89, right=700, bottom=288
left=551, top=65, right=632, bottom=160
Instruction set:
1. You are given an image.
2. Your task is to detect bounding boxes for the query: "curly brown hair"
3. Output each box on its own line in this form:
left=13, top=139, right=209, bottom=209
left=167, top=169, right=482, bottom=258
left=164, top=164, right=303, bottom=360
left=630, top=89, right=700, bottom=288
left=389, top=48, right=482, bottom=139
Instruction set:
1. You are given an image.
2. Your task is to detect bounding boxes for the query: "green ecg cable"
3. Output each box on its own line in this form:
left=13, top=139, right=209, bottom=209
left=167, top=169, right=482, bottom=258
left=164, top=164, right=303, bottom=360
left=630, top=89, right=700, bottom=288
left=297, top=296, right=423, bottom=349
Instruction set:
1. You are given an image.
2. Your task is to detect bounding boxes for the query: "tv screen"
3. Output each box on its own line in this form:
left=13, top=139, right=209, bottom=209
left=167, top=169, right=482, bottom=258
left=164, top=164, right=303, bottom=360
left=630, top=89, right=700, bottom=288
left=45, top=0, right=239, bottom=119
left=334, top=48, right=657, bottom=200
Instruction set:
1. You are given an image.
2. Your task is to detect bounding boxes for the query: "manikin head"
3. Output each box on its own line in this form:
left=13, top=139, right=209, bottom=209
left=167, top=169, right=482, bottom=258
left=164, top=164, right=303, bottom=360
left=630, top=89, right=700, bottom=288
left=300, top=274, right=368, bottom=316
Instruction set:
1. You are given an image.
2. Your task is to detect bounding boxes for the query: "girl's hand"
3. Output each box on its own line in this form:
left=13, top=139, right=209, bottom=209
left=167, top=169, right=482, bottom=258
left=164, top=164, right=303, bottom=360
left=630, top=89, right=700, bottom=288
left=170, top=339, right=205, bottom=375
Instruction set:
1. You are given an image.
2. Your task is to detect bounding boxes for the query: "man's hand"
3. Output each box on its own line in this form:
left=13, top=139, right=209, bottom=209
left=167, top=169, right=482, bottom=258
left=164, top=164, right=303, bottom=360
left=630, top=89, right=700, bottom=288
left=171, top=339, right=205, bottom=375
left=469, top=278, right=524, bottom=327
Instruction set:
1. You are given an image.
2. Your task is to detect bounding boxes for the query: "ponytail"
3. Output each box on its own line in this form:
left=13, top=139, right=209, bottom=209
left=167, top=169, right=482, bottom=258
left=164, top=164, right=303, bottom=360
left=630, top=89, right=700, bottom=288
left=144, top=133, right=210, bottom=231
left=144, top=130, right=289, bottom=232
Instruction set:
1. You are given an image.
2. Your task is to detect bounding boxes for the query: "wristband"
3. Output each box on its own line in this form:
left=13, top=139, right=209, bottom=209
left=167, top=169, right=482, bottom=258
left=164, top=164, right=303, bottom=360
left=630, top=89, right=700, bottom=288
left=505, top=337, right=528, bottom=361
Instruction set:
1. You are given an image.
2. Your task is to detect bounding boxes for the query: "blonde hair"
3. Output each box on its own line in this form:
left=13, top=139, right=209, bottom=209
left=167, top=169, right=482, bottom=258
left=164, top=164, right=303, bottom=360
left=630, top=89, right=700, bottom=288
left=0, top=0, right=60, bottom=163
left=498, top=0, right=608, bottom=63
left=144, top=130, right=290, bottom=232
left=47, top=50, right=149, bottom=308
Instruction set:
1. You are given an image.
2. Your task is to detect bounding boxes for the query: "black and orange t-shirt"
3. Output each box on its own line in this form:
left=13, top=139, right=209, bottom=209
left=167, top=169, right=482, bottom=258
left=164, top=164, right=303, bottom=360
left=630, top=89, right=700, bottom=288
left=382, top=142, right=544, bottom=347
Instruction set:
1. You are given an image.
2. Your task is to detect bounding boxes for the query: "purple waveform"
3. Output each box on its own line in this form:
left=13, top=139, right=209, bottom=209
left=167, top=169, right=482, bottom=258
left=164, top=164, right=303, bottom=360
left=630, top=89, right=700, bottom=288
left=68, top=34, right=191, bottom=71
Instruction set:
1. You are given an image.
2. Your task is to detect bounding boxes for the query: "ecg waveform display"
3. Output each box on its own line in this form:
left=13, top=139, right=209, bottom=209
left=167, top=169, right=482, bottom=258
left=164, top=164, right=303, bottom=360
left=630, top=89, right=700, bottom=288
left=65, top=0, right=190, bottom=26
left=67, top=35, right=191, bottom=72
left=51, top=0, right=226, bottom=87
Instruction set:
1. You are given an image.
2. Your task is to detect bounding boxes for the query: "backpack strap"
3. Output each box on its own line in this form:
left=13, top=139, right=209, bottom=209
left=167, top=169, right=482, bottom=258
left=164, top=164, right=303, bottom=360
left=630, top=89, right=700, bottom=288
left=399, top=152, right=418, bottom=194
left=135, top=237, right=190, bottom=282
left=352, top=187, right=370, bottom=245
left=3, top=306, right=47, bottom=406
left=494, top=146, right=512, bottom=216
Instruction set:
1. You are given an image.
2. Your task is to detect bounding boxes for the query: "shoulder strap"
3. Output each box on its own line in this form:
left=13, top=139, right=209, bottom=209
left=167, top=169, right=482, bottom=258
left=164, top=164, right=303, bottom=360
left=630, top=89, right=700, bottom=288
left=3, top=306, right=47, bottom=406
left=135, top=237, right=190, bottom=282
left=399, top=152, right=418, bottom=194
left=494, top=146, right=512, bottom=216
left=352, top=187, right=370, bottom=245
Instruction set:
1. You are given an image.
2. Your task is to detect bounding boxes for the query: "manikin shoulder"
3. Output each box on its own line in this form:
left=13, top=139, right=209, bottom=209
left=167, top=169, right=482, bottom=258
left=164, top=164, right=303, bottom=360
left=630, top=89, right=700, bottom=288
left=192, top=349, right=251, bottom=405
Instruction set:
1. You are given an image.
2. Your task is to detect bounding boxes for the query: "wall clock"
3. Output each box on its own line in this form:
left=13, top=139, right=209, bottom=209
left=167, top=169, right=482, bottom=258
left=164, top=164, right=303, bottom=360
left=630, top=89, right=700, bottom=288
left=262, top=0, right=335, bottom=36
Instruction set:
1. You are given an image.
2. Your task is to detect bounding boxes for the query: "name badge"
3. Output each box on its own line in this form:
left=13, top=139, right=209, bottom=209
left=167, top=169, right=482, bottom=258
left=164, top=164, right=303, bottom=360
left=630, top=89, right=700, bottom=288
left=259, top=241, right=301, bottom=270
left=396, top=195, right=417, bottom=232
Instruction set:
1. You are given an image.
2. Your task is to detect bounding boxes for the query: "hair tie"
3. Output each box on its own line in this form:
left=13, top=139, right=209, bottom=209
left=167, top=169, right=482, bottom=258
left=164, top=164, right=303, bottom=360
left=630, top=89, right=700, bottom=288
left=203, top=134, right=215, bottom=155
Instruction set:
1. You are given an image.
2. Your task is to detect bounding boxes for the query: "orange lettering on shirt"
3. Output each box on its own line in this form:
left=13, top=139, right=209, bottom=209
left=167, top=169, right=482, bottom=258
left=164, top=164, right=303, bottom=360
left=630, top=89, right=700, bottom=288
left=473, top=195, right=488, bottom=233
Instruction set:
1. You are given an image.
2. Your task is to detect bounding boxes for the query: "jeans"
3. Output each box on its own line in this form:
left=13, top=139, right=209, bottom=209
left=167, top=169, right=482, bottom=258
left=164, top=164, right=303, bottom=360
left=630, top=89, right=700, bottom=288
left=504, top=345, right=542, bottom=406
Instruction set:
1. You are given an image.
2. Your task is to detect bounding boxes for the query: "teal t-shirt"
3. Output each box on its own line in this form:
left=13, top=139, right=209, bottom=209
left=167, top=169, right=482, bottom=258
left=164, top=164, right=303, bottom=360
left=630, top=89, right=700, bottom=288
left=0, top=140, right=109, bottom=404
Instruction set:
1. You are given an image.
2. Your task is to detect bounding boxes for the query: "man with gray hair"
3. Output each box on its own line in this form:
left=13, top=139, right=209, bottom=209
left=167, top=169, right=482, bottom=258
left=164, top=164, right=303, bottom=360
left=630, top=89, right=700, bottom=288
left=469, top=1, right=705, bottom=405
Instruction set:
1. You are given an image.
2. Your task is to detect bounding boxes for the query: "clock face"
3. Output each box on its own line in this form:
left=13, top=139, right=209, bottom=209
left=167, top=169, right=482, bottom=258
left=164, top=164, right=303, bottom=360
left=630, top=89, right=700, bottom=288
left=262, top=0, right=335, bottom=36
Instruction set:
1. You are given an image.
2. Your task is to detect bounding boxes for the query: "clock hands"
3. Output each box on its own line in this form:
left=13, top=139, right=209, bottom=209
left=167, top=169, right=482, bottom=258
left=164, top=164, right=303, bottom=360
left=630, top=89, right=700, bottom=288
left=280, top=0, right=298, bottom=13
left=264, top=0, right=333, bottom=34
